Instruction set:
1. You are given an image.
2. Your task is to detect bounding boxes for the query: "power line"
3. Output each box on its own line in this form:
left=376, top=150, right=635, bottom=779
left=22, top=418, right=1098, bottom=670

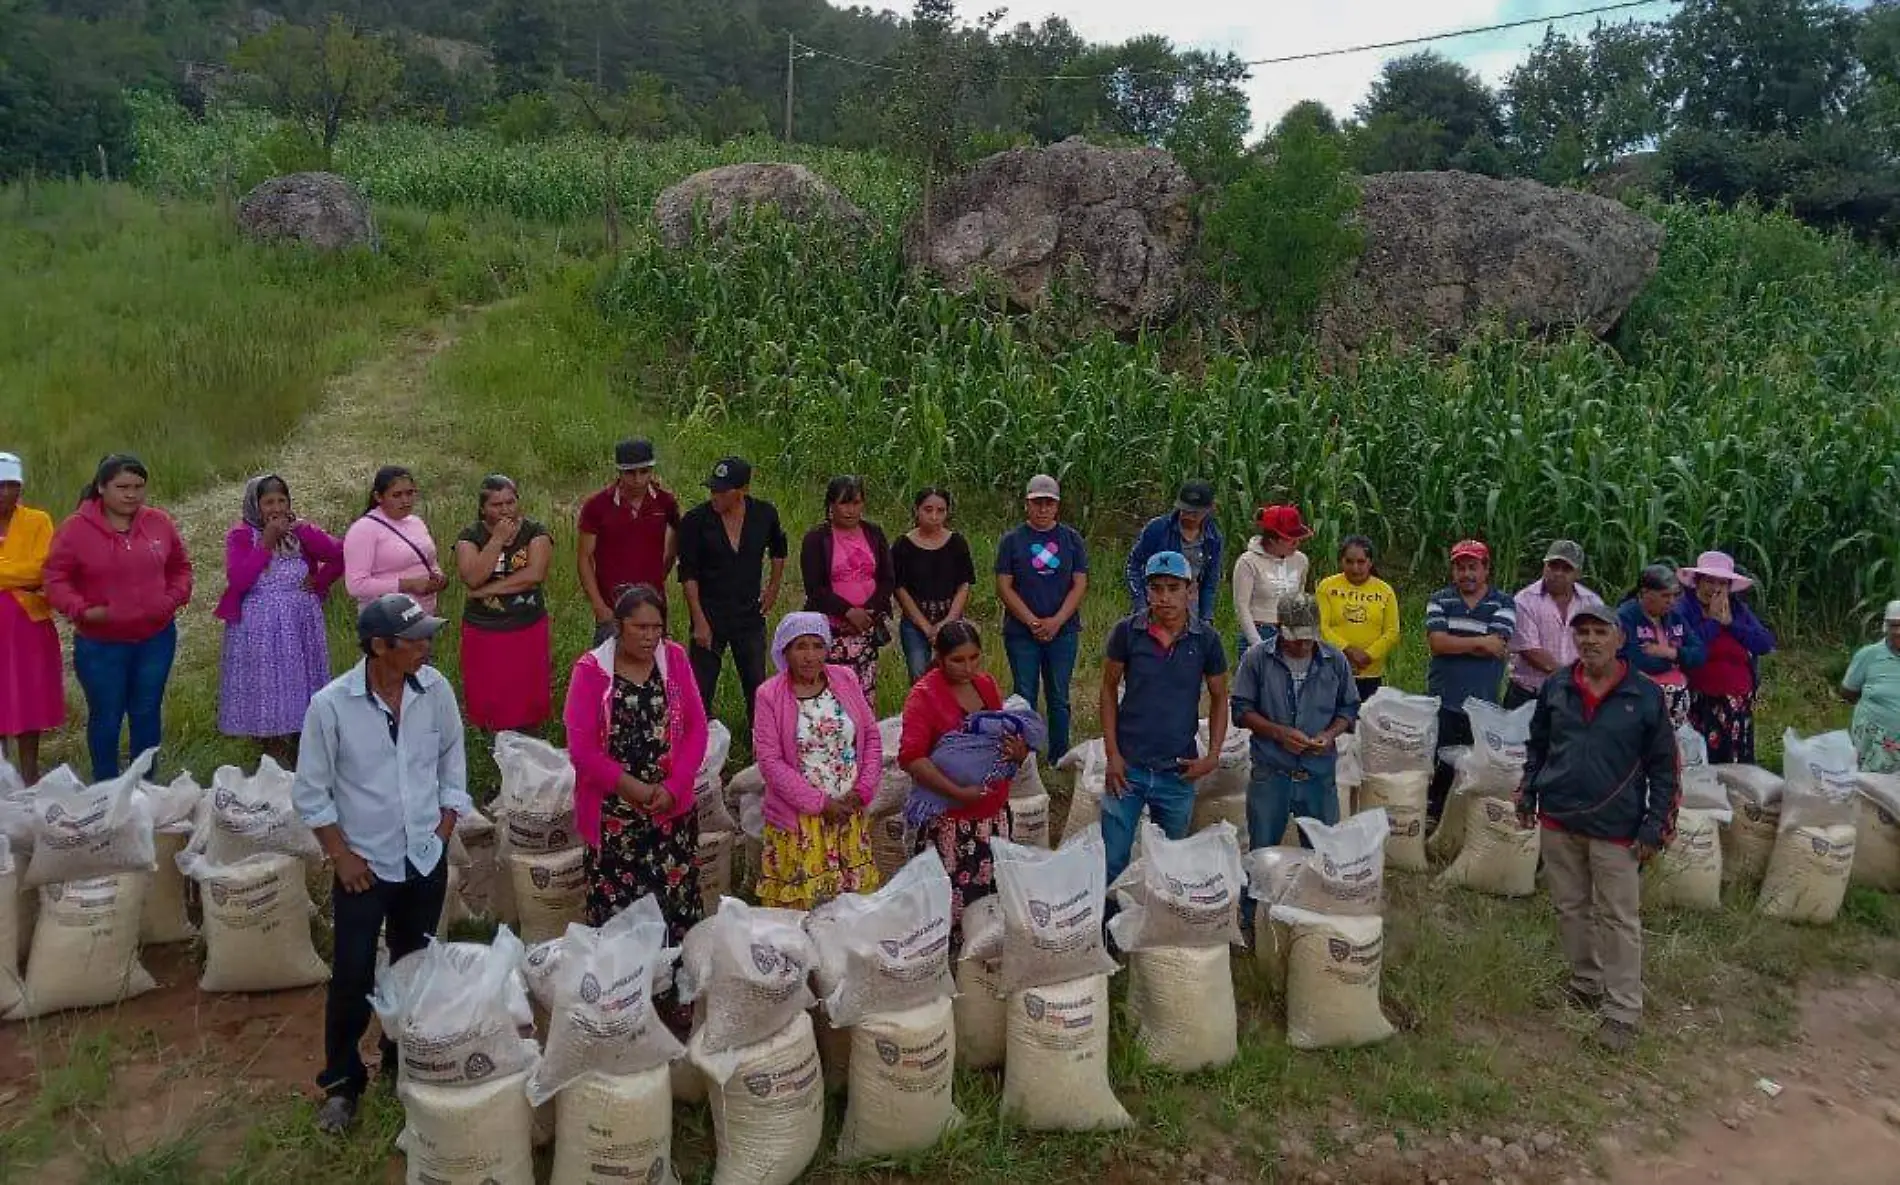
left=792, top=0, right=1678, bottom=84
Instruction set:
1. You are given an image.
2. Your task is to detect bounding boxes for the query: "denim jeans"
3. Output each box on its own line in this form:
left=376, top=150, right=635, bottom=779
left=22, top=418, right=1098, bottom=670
left=1242, top=765, right=1340, bottom=929
left=899, top=618, right=934, bottom=686
left=71, top=623, right=177, bottom=781
left=1002, top=627, right=1079, bottom=760
left=1099, top=766, right=1196, bottom=887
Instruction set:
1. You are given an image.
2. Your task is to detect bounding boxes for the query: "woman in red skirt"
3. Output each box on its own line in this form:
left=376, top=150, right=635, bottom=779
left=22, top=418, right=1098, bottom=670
left=454, top=475, right=554, bottom=731
left=0, top=452, right=64, bottom=784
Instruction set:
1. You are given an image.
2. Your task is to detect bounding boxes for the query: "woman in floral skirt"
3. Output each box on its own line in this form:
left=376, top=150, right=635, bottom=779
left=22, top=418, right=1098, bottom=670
left=800, top=475, right=894, bottom=696
left=216, top=474, right=343, bottom=763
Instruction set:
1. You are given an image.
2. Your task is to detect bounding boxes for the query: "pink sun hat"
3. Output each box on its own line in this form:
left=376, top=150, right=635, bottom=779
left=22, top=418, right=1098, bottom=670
left=1678, top=550, right=1754, bottom=593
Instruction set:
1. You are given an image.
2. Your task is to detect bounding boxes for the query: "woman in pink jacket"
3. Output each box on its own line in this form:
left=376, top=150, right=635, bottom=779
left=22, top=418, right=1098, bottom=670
left=43, top=454, right=192, bottom=780
left=752, top=611, right=882, bottom=910
left=563, top=583, right=708, bottom=1006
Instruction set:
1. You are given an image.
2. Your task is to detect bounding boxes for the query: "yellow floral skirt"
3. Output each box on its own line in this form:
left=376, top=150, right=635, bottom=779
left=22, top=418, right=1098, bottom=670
left=757, top=811, right=881, bottom=910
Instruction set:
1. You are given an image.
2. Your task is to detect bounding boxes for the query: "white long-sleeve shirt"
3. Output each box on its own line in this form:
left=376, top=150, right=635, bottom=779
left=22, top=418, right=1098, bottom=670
left=1232, top=539, right=1310, bottom=645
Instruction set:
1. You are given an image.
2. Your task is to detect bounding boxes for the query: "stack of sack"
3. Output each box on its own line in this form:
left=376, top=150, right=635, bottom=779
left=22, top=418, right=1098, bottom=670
left=954, top=897, right=1008, bottom=1070
left=695, top=722, right=738, bottom=918
left=138, top=771, right=203, bottom=945
left=1355, top=690, right=1441, bottom=872
left=1758, top=730, right=1859, bottom=924
left=1715, top=762, right=1785, bottom=887
left=1190, top=721, right=1254, bottom=847
left=491, top=732, right=583, bottom=944
left=726, top=763, right=766, bottom=896
left=1851, top=771, right=1900, bottom=892
left=679, top=900, right=824, bottom=1185
left=373, top=928, right=541, bottom=1185
left=1054, top=739, right=1108, bottom=843
left=1002, top=695, right=1053, bottom=848
left=1644, top=726, right=1730, bottom=911
left=1433, top=699, right=1538, bottom=896
left=807, top=851, right=962, bottom=1162
left=1336, top=732, right=1363, bottom=819
left=1108, top=821, right=1244, bottom=1072
left=180, top=759, right=330, bottom=994
left=1244, top=809, right=1395, bottom=1050
left=990, top=824, right=1130, bottom=1131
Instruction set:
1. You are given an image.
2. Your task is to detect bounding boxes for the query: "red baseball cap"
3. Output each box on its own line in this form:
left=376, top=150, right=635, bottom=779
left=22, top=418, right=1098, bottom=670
left=1450, top=538, right=1490, bottom=563
left=1256, top=503, right=1314, bottom=540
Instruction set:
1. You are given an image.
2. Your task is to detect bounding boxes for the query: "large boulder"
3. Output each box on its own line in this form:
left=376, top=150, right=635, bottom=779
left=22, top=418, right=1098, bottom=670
left=236, top=172, right=373, bottom=251
left=653, top=163, right=867, bottom=249
left=1317, top=171, right=1665, bottom=354
left=904, top=138, right=1195, bottom=332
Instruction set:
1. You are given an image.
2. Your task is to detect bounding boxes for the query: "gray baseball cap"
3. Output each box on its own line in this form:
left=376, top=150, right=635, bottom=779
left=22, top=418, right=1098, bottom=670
left=358, top=593, right=445, bottom=645
left=1278, top=593, right=1322, bottom=641
left=1024, top=474, right=1060, bottom=501
left=1569, top=602, right=1619, bottom=629
left=1543, top=540, right=1586, bottom=570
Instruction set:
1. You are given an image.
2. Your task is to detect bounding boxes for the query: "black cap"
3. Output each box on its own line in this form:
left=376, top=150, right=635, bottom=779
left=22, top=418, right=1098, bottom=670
left=357, top=593, right=446, bottom=645
left=614, top=438, right=656, bottom=470
left=1175, top=480, right=1215, bottom=512
left=706, top=456, right=752, bottom=492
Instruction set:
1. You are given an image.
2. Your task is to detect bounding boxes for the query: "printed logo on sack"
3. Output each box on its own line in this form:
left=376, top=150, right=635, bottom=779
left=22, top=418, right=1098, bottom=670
left=209, top=883, right=230, bottom=907
left=1744, top=804, right=1766, bottom=822
left=579, top=973, right=602, bottom=1005
left=1402, top=819, right=1422, bottom=836
left=647, top=1160, right=667, bottom=1185
left=1327, top=937, right=1352, bottom=962
left=1023, top=993, right=1046, bottom=1022
left=214, top=788, right=235, bottom=811
left=464, top=1052, right=495, bottom=1080
left=1322, top=855, right=1339, bottom=877
left=548, top=828, right=568, bottom=848
left=750, top=943, right=780, bottom=975
left=1881, top=808, right=1899, bottom=829
left=1164, top=876, right=1186, bottom=898
left=1811, top=835, right=1836, bottom=857
left=1483, top=801, right=1509, bottom=824
left=45, top=883, right=64, bottom=903
left=879, top=939, right=903, bottom=959
left=743, top=1072, right=776, bottom=1098
left=876, top=1037, right=900, bottom=1066
left=1028, top=900, right=1052, bottom=927
left=531, top=866, right=551, bottom=889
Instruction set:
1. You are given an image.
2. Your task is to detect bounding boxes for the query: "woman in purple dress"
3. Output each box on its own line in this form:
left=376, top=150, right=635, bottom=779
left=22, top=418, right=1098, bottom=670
left=215, top=474, right=343, bottom=762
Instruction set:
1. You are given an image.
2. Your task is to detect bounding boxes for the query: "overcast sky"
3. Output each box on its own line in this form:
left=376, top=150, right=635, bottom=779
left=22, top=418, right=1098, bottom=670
left=971, top=0, right=1674, bottom=130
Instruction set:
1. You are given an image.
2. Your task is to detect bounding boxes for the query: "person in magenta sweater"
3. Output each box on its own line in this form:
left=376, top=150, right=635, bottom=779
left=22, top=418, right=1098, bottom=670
left=562, top=583, right=707, bottom=1027
left=342, top=466, right=444, bottom=613
left=1678, top=551, right=1776, bottom=764
left=43, top=454, right=192, bottom=780
left=752, top=612, right=882, bottom=910
left=215, top=474, right=344, bottom=763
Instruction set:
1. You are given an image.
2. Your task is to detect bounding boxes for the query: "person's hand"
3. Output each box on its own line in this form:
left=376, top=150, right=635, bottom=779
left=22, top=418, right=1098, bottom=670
left=845, top=607, right=873, bottom=634
left=760, top=586, right=781, bottom=615
left=1275, top=726, right=1314, bottom=755
left=260, top=513, right=291, bottom=549
left=925, top=621, right=941, bottom=644
left=617, top=780, right=657, bottom=808
left=494, top=515, right=522, bottom=547
left=435, top=810, right=456, bottom=841
left=1634, top=841, right=1660, bottom=865
left=953, top=784, right=989, bottom=805
left=691, top=618, right=714, bottom=649
left=333, top=849, right=375, bottom=894
left=822, top=798, right=857, bottom=824
left=81, top=605, right=110, bottom=624
left=1030, top=618, right=1054, bottom=642
left=1000, top=734, right=1030, bottom=765
left=1306, top=732, right=1335, bottom=756
left=1483, top=635, right=1510, bottom=659
left=648, top=787, right=675, bottom=816
left=1517, top=805, right=1538, bottom=831
left=1345, top=646, right=1372, bottom=671
left=1179, top=754, right=1219, bottom=782
left=397, top=575, right=432, bottom=596
left=1104, top=753, right=1129, bottom=798
left=1641, top=642, right=1676, bottom=660
left=1709, top=589, right=1733, bottom=626
left=428, top=571, right=449, bottom=593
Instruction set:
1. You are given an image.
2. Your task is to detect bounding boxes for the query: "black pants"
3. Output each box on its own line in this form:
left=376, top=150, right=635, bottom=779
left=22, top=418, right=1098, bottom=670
left=690, top=620, right=768, bottom=724
left=1429, top=709, right=1476, bottom=822
left=1354, top=677, right=1383, bottom=704
left=320, top=859, right=448, bottom=1100
left=1502, top=682, right=1539, bottom=710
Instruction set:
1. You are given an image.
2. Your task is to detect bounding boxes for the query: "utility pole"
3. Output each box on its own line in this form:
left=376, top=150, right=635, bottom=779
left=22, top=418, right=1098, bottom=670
left=784, top=32, right=796, bottom=142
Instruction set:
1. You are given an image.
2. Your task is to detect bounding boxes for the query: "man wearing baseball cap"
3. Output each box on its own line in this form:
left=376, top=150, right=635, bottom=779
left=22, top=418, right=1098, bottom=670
left=1843, top=600, right=1900, bottom=773
left=577, top=438, right=680, bottom=644
left=1099, top=551, right=1230, bottom=886
left=1123, top=479, right=1224, bottom=626
left=1506, top=540, right=1604, bottom=709
left=1424, top=539, right=1517, bottom=821
left=294, top=593, right=471, bottom=1135
left=995, top=475, right=1090, bottom=760
left=676, top=456, right=787, bottom=723
left=1517, top=600, right=1676, bottom=1052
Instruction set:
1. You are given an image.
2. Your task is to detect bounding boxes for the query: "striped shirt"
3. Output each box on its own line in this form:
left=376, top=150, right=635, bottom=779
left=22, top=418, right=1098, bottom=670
left=1425, top=585, right=1517, bottom=713
left=1509, top=579, right=1605, bottom=693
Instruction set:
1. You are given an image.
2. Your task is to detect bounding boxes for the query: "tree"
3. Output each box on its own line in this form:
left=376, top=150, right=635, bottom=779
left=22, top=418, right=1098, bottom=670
left=1503, top=22, right=1668, bottom=181
left=1664, top=0, right=1862, bottom=136
left=1164, top=80, right=1251, bottom=185
left=565, top=74, right=687, bottom=249
left=699, top=85, right=767, bottom=141
left=1352, top=52, right=1504, bottom=173
left=0, top=10, right=168, bottom=180
left=231, top=16, right=400, bottom=161
left=1275, top=100, right=1340, bottom=140
left=486, top=0, right=562, bottom=98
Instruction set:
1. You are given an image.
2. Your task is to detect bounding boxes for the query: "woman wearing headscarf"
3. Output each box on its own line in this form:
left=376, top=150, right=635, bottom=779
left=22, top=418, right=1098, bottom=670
left=1616, top=563, right=1705, bottom=728
left=454, top=475, right=553, bottom=732
left=343, top=465, right=444, bottom=613
left=1843, top=601, right=1900, bottom=774
left=752, top=612, right=882, bottom=910
left=1677, top=551, right=1776, bottom=764
left=801, top=475, right=895, bottom=696
left=43, top=454, right=193, bottom=780
left=215, top=474, right=343, bottom=761
left=0, top=451, right=63, bottom=785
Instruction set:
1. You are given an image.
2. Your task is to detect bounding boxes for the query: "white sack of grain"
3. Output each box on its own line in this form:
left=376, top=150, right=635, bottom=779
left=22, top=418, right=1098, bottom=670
left=953, top=951, right=1005, bottom=1070
left=527, top=897, right=682, bottom=1105
left=1852, top=774, right=1900, bottom=891
left=678, top=900, right=817, bottom=1082
left=1107, top=821, right=1243, bottom=951
left=1126, top=944, right=1237, bottom=1072
left=1240, top=846, right=1308, bottom=991
left=550, top=1068, right=679, bottom=1185
left=138, top=771, right=203, bottom=833
left=3, top=872, right=155, bottom=1020
left=1272, top=905, right=1394, bottom=1050
left=1193, top=719, right=1252, bottom=800
left=184, top=851, right=329, bottom=992
left=1011, top=794, right=1051, bottom=848
left=1001, top=974, right=1131, bottom=1131
left=1336, top=732, right=1363, bottom=803
left=1675, top=725, right=1726, bottom=812
left=878, top=714, right=906, bottom=768
left=1357, top=771, right=1430, bottom=872
left=397, top=1069, right=536, bottom=1185
left=836, top=996, right=962, bottom=1162
left=22, top=751, right=157, bottom=887
left=1439, top=795, right=1540, bottom=898
left=190, top=757, right=321, bottom=866
left=992, top=824, right=1117, bottom=994
left=141, top=827, right=196, bottom=945
left=1358, top=689, right=1441, bottom=776
left=1011, top=752, right=1051, bottom=802
left=1717, top=764, right=1785, bottom=885
left=692, top=1011, right=824, bottom=1185
left=1644, top=808, right=1726, bottom=911
left=1189, top=792, right=1249, bottom=850
left=806, top=849, right=953, bottom=1027
left=1054, top=739, right=1107, bottom=843
left=1758, top=729, right=1860, bottom=924
left=698, top=830, right=735, bottom=918
left=0, top=837, right=21, bottom=1017
left=1282, top=809, right=1389, bottom=916
left=495, top=731, right=578, bottom=853
left=866, top=812, right=910, bottom=884
left=373, top=928, right=539, bottom=1088
left=508, top=847, right=587, bottom=946
left=698, top=721, right=738, bottom=834
left=1243, top=846, right=1311, bottom=910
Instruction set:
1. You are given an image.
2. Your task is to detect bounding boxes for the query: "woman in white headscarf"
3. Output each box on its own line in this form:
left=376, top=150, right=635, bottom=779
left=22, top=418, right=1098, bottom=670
left=751, top=611, right=883, bottom=909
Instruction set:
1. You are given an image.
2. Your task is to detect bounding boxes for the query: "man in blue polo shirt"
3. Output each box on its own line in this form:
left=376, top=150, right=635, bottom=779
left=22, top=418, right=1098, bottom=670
left=1099, top=551, right=1228, bottom=886
left=1425, top=538, right=1518, bottom=820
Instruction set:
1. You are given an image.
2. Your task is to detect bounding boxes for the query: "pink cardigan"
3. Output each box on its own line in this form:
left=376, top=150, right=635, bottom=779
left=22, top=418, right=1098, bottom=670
left=563, top=637, right=707, bottom=846
left=752, top=664, right=881, bottom=831
left=342, top=512, right=440, bottom=613
left=215, top=522, right=344, bottom=624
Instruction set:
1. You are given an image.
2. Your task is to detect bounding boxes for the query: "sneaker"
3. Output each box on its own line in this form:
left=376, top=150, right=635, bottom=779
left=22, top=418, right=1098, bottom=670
left=315, top=1094, right=358, bottom=1136
left=1595, top=1018, right=1638, bottom=1053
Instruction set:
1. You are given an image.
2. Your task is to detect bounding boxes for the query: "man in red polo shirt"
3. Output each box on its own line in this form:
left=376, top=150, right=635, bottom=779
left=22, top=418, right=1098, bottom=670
left=1516, top=602, right=1676, bottom=1053
left=577, top=439, right=679, bottom=644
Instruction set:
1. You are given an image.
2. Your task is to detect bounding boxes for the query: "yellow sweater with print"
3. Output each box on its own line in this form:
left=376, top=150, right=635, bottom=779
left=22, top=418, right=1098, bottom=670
left=1316, top=572, right=1401, bottom=679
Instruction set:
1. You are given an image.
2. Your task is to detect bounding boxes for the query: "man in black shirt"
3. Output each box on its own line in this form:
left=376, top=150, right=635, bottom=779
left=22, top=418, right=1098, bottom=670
left=677, top=457, right=787, bottom=722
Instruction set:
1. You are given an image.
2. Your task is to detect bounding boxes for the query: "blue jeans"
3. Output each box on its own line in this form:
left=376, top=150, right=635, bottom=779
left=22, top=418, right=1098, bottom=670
left=1002, top=628, right=1079, bottom=760
left=1237, top=624, right=1278, bottom=658
left=72, top=623, right=177, bottom=781
left=1099, top=766, right=1196, bottom=887
left=1243, top=765, right=1340, bottom=929
left=899, top=618, right=933, bottom=686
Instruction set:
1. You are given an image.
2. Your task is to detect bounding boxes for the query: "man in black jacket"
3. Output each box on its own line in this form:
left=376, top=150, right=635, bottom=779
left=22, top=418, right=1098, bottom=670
left=1516, top=602, right=1677, bottom=1053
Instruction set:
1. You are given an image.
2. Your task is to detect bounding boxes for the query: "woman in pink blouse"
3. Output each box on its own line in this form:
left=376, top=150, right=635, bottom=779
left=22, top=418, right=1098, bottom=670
left=342, top=466, right=445, bottom=613
left=799, top=475, right=894, bottom=696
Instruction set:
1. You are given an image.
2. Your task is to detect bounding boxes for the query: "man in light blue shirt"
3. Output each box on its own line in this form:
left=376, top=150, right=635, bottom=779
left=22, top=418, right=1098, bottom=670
left=295, top=592, right=471, bottom=1135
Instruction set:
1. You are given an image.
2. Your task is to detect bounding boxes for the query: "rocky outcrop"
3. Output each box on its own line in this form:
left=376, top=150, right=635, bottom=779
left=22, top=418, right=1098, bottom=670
left=1318, top=171, right=1665, bottom=353
left=653, top=163, right=867, bottom=249
left=235, top=172, right=373, bottom=251
left=903, top=138, right=1196, bottom=332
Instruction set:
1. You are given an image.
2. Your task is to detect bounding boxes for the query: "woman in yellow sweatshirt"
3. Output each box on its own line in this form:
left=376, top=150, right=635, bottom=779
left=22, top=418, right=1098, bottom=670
left=1317, top=535, right=1401, bottom=701
left=0, top=451, right=64, bottom=784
